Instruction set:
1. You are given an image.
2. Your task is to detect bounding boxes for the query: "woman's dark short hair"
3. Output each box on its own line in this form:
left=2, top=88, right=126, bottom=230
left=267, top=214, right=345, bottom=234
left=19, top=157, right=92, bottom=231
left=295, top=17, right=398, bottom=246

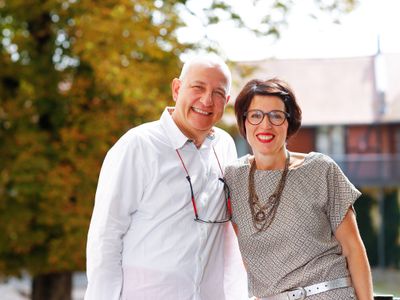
left=234, top=78, right=302, bottom=140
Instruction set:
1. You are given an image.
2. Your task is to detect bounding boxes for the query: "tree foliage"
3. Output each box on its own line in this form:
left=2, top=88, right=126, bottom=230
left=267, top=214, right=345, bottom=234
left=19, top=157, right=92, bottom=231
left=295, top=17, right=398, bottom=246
left=0, top=0, right=188, bottom=277
left=354, top=193, right=378, bottom=266
left=384, top=190, right=400, bottom=268
left=0, top=0, right=358, bottom=290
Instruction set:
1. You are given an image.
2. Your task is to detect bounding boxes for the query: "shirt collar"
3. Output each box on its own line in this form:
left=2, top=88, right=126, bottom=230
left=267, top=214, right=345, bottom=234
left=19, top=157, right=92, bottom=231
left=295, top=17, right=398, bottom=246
left=160, top=107, right=216, bottom=150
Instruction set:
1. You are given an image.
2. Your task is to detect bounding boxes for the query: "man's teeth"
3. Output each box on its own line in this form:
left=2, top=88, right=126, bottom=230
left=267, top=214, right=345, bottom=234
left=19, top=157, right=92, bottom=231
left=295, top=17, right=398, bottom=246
left=192, top=107, right=211, bottom=115
left=258, top=135, right=273, bottom=141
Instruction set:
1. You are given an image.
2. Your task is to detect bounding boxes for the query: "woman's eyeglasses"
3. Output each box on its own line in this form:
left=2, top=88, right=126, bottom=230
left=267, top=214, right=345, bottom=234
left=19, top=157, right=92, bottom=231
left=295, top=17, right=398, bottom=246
left=244, top=109, right=290, bottom=126
left=176, top=148, right=232, bottom=224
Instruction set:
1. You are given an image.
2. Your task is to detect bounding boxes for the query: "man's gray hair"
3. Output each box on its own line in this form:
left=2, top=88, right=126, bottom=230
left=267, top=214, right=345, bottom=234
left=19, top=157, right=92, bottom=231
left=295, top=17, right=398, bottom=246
left=179, top=54, right=232, bottom=93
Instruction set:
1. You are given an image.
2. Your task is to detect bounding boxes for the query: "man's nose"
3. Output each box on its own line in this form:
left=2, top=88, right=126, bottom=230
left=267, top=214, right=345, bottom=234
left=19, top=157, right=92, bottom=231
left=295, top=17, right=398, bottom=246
left=200, top=92, right=213, bottom=106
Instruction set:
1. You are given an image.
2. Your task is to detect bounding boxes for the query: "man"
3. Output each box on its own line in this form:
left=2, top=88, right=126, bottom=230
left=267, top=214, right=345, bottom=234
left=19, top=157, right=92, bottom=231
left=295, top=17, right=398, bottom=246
left=85, top=55, right=247, bottom=299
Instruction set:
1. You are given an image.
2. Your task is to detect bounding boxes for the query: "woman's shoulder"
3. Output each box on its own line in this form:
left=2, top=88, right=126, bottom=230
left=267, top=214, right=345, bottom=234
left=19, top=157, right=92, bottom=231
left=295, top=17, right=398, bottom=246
left=225, top=154, right=251, bottom=173
left=296, top=151, right=338, bottom=171
left=308, top=151, right=336, bottom=164
left=229, top=154, right=251, bottom=166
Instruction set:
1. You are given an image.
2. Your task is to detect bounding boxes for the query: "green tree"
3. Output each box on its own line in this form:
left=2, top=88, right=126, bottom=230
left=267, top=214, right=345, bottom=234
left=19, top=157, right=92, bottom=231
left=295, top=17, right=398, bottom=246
left=354, top=193, right=378, bottom=266
left=384, top=190, right=400, bottom=268
left=0, top=1, right=184, bottom=299
left=0, top=0, right=358, bottom=299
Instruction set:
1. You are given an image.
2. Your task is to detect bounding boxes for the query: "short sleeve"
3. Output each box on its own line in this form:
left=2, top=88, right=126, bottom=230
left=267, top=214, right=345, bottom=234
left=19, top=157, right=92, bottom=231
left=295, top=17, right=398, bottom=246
left=224, top=165, right=236, bottom=224
left=326, top=159, right=361, bottom=232
left=224, top=157, right=249, bottom=226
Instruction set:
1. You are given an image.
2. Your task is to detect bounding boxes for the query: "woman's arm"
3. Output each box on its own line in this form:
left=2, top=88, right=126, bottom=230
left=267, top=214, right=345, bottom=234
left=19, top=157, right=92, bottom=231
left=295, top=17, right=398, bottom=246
left=335, top=209, right=374, bottom=300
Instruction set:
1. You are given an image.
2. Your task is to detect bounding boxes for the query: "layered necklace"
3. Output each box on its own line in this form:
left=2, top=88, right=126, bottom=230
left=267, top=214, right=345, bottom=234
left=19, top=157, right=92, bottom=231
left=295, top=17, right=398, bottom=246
left=248, top=151, right=290, bottom=232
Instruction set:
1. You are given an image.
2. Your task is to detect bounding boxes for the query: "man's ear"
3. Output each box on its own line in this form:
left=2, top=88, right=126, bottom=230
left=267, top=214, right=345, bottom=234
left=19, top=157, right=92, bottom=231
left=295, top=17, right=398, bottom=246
left=171, top=78, right=181, bottom=102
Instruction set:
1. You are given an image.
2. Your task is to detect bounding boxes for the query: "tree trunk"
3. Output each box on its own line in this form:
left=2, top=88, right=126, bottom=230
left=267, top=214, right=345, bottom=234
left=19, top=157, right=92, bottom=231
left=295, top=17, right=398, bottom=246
left=32, top=272, right=72, bottom=300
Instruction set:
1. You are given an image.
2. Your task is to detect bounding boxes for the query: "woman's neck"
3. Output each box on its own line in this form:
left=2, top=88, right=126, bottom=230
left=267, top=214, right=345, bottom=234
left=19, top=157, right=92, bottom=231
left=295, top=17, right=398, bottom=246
left=253, top=149, right=288, bottom=170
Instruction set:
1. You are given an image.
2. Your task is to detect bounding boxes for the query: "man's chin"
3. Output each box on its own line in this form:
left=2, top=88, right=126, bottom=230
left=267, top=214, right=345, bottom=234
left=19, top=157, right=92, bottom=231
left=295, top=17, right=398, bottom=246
left=191, top=123, right=214, bottom=133
left=190, top=117, right=218, bottom=129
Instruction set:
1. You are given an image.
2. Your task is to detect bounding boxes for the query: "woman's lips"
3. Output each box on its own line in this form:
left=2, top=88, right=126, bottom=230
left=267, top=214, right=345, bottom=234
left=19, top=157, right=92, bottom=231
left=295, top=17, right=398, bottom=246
left=256, top=133, right=274, bottom=143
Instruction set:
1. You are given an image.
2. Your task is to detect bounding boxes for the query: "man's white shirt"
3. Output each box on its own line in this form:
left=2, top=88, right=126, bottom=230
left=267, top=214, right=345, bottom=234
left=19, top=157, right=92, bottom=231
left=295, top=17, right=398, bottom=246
left=85, top=108, right=248, bottom=300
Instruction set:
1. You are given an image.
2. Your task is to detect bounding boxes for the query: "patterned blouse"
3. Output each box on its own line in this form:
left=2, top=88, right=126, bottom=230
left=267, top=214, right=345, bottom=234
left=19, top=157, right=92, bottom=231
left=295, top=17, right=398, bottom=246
left=225, top=152, right=361, bottom=299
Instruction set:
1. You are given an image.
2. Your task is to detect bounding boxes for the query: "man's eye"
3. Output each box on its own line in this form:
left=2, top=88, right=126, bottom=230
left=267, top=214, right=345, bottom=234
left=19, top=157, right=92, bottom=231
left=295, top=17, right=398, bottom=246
left=213, top=91, right=226, bottom=99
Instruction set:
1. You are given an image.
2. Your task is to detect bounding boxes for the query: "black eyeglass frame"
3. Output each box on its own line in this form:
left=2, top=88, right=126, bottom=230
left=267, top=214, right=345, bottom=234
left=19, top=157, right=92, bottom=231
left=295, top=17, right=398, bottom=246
left=176, top=148, right=232, bottom=224
left=186, top=176, right=232, bottom=224
left=244, top=109, right=290, bottom=126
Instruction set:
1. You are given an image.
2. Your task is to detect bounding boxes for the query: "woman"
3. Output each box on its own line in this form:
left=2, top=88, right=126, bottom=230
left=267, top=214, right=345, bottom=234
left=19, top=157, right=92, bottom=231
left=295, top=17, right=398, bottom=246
left=225, top=78, right=373, bottom=300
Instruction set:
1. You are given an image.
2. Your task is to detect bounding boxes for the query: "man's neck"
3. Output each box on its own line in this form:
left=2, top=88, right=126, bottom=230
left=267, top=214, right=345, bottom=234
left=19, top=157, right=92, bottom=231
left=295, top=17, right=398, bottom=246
left=184, top=130, right=208, bottom=149
left=169, top=108, right=210, bottom=148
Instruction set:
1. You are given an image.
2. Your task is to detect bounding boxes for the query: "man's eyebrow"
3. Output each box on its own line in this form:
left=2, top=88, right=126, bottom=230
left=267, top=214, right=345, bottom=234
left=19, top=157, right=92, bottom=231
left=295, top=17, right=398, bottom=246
left=190, top=80, right=206, bottom=86
left=190, top=80, right=227, bottom=94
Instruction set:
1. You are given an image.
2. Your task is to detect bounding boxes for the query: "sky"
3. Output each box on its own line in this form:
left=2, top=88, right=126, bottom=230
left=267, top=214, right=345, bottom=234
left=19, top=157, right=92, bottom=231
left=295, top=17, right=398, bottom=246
left=178, top=0, right=400, bottom=61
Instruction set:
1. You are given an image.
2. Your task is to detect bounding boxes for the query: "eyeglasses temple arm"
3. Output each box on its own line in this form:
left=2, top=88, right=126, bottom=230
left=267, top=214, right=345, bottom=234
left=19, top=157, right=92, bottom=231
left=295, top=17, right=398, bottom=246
left=186, top=176, right=199, bottom=219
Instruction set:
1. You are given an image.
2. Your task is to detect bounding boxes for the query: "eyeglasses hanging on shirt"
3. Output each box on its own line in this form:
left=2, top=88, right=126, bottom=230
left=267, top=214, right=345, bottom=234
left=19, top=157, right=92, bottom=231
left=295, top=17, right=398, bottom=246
left=176, top=147, right=232, bottom=224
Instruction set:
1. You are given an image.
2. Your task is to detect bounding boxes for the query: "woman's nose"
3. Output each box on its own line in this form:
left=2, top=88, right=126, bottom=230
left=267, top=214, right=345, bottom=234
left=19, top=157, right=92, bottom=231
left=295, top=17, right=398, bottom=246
left=260, top=114, right=273, bottom=128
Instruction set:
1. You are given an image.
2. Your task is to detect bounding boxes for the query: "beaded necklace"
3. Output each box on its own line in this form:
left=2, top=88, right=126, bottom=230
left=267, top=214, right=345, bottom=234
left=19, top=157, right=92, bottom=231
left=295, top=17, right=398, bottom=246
left=248, top=151, right=290, bottom=232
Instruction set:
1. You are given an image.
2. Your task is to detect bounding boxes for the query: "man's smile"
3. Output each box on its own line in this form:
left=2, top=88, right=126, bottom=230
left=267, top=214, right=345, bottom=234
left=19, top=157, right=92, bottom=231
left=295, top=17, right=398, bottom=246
left=192, top=107, right=212, bottom=116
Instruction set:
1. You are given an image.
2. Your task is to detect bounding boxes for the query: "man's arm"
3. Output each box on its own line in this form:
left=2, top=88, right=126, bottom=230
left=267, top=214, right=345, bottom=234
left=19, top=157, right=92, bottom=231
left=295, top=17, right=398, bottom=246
left=85, top=138, right=143, bottom=300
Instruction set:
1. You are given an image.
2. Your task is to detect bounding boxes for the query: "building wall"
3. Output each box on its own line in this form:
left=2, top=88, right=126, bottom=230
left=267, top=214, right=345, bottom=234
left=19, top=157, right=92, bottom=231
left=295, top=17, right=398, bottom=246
left=346, top=124, right=393, bottom=154
left=287, top=127, right=315, bottom=153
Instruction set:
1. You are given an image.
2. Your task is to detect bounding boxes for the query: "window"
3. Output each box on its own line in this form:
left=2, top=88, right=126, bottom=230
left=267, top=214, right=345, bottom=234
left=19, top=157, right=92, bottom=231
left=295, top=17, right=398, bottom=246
left=316, top=125, right=345, bottom=157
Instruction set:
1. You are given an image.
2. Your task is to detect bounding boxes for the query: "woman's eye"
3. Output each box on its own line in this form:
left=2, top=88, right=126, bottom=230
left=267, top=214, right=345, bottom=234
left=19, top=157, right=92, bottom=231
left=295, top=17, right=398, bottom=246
left=251, top=112, right=263, bottom=119
left=271, top=113, right=282, bottom=120
left=271, top=112, right=284, bottom=120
